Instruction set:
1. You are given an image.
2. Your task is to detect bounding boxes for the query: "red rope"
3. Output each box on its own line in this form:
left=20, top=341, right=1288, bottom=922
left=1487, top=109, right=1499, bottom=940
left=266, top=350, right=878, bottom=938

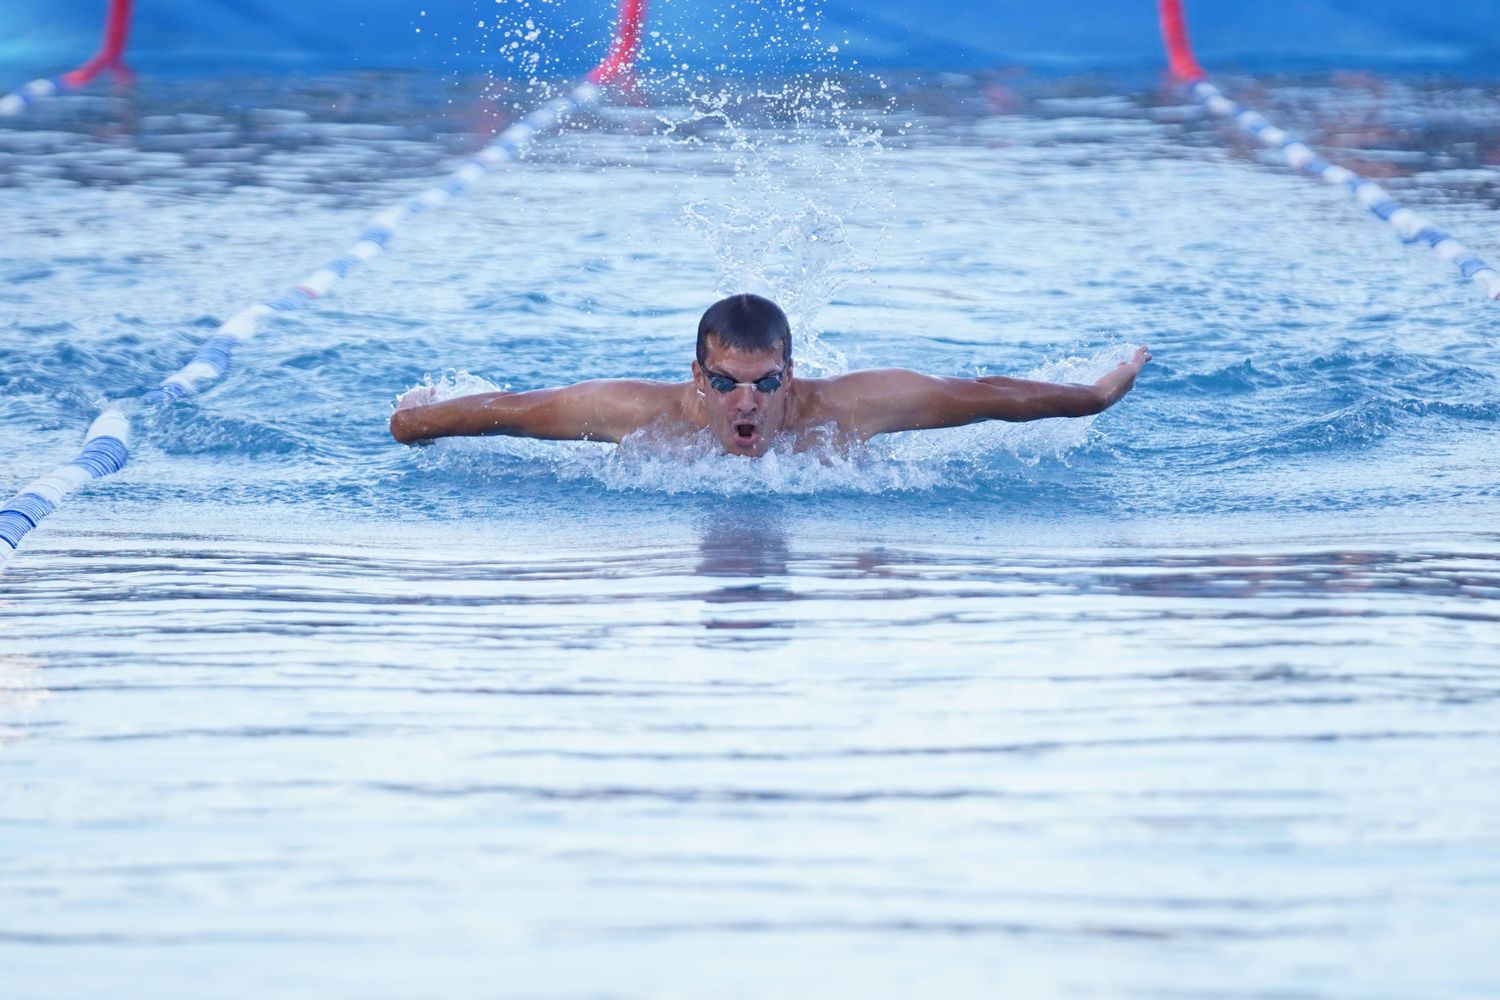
left=62, top=0, right=134, bottom=88
left=1157, top=0, right=1206, bottom=83
left=588, top=0, right=648, bottom=85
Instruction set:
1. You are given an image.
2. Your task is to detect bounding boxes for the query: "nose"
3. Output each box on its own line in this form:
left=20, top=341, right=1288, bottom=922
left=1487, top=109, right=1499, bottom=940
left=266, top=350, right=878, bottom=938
left=730, top=384, right=758, bottom=411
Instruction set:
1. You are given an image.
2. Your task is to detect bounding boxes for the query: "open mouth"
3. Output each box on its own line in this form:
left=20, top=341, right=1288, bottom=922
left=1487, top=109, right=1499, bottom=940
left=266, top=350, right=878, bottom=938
left=733, top=422, right=757, bottom=445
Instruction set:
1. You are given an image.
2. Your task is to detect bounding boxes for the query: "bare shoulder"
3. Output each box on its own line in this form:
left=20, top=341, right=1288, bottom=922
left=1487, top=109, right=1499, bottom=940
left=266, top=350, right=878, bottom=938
left=578, top=377, right=688, bottom=404
left=794, top=369, right=955, bottom=438
left=570, top=377, right=696, bottom=426
left=823, top=369, right=939, bottom=394
left=517, top=377, right=695, bottom=443
left=799, top=368, right=922, bottom=408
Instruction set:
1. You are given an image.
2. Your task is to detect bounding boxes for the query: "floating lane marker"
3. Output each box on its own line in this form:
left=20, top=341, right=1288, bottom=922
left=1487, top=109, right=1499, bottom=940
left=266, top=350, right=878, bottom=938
left=1186, top=80, right=1500, bottom=300
left=0, top=0, right=134, bottom=118
left=1, top=0, right=649, bottom=564
left=134, top=77, right=604, bottom=412
left=0, top=411, right=129, bottom=556
left=0, top=77, right=64, bottom=119
left=1, top=81, right=603, bottom=561
left=1157, top=0, right=1500, bottom=301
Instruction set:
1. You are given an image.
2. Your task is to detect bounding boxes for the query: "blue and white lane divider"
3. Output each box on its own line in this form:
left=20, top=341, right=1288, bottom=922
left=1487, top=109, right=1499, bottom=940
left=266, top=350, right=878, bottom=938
left=2, top=0, right=132, bottom=118
left=1188, top=80, right=1500, bottom=300
left=0, top=79, right=604, bottom=562
left=142, top=77, right=600, bottom=405
left=0, top=77, right=66, bottom=118
left=0, top=411, right=130, bottom=556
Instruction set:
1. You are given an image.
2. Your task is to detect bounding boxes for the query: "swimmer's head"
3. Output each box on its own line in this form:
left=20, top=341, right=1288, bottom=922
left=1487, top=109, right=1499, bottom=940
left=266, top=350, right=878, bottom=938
left=696, top=293, right=792, bottom=367
left=693, top=293, right=794, bottom=458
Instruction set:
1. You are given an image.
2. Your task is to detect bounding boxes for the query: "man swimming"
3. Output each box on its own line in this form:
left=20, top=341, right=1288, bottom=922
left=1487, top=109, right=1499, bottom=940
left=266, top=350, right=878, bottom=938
left=389, top=293, right=1151, bottom=456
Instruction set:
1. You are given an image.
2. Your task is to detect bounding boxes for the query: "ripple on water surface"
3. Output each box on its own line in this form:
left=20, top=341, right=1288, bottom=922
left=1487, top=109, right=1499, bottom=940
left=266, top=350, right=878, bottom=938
left=3, top=515, right=1500, bottom=995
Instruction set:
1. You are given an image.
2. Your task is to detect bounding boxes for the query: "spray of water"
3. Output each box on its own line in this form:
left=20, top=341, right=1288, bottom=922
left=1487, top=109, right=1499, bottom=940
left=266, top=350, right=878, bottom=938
left=414, top=1, right=1130, bottom=494
left=665, top=75, right=891, bottom=376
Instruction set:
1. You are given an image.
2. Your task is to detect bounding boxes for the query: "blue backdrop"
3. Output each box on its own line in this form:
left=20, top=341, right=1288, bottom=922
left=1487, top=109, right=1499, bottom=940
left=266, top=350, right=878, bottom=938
left=3, top=1, right=1499, bottom=78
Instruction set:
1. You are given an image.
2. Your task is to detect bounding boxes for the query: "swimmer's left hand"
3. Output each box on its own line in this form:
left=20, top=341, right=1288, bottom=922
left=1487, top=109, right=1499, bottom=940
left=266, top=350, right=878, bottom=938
left=1092, top=345, right=1152, bottom=410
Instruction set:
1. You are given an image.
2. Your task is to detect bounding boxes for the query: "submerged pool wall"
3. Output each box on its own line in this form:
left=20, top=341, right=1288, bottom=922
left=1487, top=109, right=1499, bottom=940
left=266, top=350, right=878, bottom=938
left=4, top=0, right=1500, bottom=78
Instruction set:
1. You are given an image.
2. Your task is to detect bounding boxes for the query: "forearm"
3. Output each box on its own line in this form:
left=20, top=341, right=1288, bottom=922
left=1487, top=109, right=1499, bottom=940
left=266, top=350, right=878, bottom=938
left=1091, top=363, right=1143, bottom=409
left=972, top=376, right=1108, bottom=420
left=839, top=352, right=1148, bottom=438
left=390, top=391, right=533, bottom=444
left=390, top=381, right=660, bottom=445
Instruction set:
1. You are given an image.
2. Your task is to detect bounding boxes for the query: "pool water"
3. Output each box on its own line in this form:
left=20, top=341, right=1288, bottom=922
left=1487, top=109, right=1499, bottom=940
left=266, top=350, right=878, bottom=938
left=3, top=69, right=1500, bottom=997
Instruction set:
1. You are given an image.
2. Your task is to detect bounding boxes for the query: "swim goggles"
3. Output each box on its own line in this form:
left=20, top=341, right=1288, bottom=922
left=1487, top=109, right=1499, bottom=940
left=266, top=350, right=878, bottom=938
left=701, top=367, right=786, bottom=394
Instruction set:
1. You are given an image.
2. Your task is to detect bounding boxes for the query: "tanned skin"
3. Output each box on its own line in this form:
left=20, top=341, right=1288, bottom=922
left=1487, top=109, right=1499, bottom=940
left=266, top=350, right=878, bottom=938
left=390, top=339, right=1152, bottom=457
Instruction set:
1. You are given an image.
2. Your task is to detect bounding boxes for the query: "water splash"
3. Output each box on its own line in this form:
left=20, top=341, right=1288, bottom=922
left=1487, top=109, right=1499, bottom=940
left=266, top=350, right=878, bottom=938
left=400, top=367, right=510, bottom=406
left=676, top=87, right=890, bottom=375
left=473, top=0, right=579, bottom=107
left=637, top=7, right=891, bottom=378
left=469, top=0, right=892, bottom=377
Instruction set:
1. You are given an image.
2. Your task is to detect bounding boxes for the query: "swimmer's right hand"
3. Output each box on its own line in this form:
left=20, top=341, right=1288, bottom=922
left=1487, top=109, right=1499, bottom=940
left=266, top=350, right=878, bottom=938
left=391, top=384, right=439, bottom=446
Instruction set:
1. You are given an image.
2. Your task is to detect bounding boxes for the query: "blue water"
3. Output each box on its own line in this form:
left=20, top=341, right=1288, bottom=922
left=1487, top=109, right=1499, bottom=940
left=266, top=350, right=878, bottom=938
left=3, top=70, right=1500, bottom=998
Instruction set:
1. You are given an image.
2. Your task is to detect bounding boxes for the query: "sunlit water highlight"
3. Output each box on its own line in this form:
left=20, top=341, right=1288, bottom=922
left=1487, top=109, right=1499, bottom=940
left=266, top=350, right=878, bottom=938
left=3, top=64, right=1500, bottom=998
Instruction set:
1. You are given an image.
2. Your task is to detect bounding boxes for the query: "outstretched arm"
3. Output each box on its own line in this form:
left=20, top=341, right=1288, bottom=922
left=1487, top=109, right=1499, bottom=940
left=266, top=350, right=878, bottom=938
left=834, top=347, right=1151, bottom=439
left=389, top=379, right=671, bottom=445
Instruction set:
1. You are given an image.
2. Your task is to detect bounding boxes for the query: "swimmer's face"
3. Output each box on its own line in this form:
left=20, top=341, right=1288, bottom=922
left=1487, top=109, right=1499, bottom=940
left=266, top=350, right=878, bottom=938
left=693, top=338, right=793, bottom=458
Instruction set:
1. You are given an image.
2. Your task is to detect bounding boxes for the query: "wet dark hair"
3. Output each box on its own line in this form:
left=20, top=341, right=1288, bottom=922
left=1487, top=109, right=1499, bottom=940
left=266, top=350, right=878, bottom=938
left=696, top=293, right=792, bottom=367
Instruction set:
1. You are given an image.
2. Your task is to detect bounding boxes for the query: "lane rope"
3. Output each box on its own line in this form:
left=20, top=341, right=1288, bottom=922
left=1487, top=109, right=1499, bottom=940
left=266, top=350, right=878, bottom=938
left=1, top=0, right=648, bottom=563
left=1156, top=0, right=1500, bottom=301
left=0, top=0, right=134, bottom=118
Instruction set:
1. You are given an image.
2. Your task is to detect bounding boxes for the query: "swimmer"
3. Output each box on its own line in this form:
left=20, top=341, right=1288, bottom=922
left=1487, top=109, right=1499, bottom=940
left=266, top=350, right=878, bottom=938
left=390, top=293, right=1151, bottom=456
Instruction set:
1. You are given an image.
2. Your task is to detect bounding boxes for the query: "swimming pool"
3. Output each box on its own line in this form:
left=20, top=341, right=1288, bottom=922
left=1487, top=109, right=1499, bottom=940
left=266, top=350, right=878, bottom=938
left=3, top=67, right=1500, bottom=997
